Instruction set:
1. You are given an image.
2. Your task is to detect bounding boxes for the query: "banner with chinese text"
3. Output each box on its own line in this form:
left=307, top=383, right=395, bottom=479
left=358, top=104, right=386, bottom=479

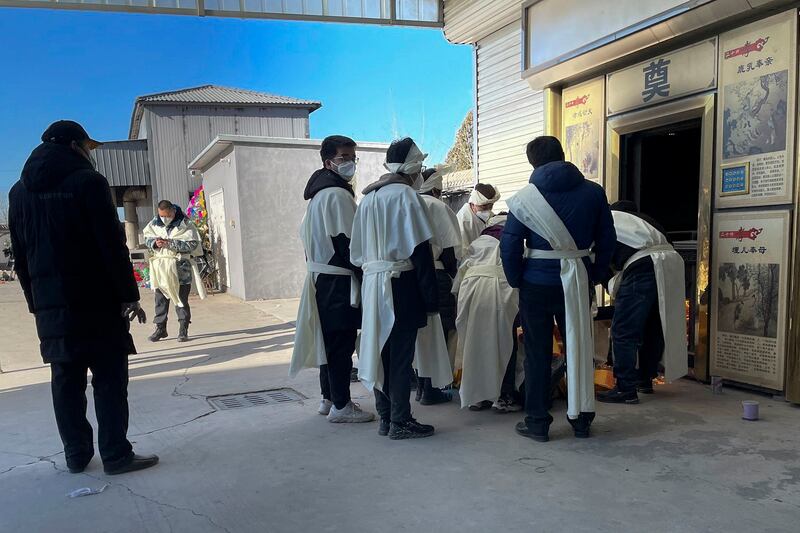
left=561, top=77, right=604, bottom=184
left=716, top=11, right=797, bottom=208
left=710, top=210, right=790, bottom=390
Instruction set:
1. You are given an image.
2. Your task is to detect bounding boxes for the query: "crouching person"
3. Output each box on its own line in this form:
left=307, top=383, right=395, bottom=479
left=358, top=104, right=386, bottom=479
left=454, top=215, right=522, bottom=413
left=144, top=200, right=205, bottom=343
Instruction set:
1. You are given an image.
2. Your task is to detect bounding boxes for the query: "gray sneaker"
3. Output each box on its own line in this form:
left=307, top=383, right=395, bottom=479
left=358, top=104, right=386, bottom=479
left=327, top=402, right=376, bottom=423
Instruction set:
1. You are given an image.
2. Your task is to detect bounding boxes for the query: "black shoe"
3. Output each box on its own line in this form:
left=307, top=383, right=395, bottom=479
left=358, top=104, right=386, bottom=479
left=415, top=374, right=424, bottom=402
left=597, top=387, right=639, bottom=404
left=177, top=322, right=189, bottom=343
left=148, top=326, right=167, bottom=342
left=350, top=367, right=360, bottom=383
left=637, top=381, right=654, bottom=394
left=420, top=387, right=452, bottom=406
left=515, top=421, right=549, bottom=442
left=67, top=457, right=92, bottom=474
left=378, top=418, right=390, bottom=437
left=104, top=454, right=160, bottom=475
left=388, top=418, right=435, bottom=440
left=568, top=413, right=595, bottom=439
left=468, top=400, right=493, bottom=411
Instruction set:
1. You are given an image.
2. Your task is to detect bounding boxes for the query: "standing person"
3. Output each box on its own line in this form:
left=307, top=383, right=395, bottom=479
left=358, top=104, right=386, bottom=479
left=501, top=136, right=615, bottom=442
left=413, top=166, right=461, bottom=405
left=350, top=137, right=439, bottom=440
left=290, top=135, right=374, bottom=423
left=456, top=183, right=500, bottom=251
left=143, top=201, right=205, bottom=343
left=8, top=120, right=158, bottom=475
left=453, top=215, right=522, bottom=412
left=597, top=201, right=687, bottom=404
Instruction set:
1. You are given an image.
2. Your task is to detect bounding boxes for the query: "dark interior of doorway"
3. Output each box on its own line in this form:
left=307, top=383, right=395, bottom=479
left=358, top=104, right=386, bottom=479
left=619, top=118, right=702, bottom=363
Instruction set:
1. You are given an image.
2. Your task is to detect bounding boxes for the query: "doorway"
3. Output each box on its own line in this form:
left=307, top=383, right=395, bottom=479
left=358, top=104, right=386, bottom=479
left=605, top=93, right=715, bottom=379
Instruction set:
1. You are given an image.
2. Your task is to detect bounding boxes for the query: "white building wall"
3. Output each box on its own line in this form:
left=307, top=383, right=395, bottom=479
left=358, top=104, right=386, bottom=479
left=475, top=22, right=544, bottom=209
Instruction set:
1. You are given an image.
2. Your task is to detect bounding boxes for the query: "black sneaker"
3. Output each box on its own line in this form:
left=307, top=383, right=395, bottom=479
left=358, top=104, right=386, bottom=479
left=515, top=421, right=549, bottom=442
left=350, top=367, right=360, bottom=383
left=637, top=380, right=654, bottom=394
left=420, top=387, right=452, bottom=406
left=568, top=413, right=595, bottom=439
left=378, top=418, right=390, bottom=437
left=468, top=400, right=493, bottom=411
left=104, top=454, right=160, bottom=475
left=388, top=418, right=435, bottom=440
left=597, top=387, right=639, bottom=404
left=148, top=326, right=167, bottom=342
left=415, top=375, right=424, bottom=402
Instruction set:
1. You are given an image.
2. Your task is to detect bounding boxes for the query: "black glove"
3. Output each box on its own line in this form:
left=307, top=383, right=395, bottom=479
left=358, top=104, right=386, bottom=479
left=121, top=302, right=147, bottom=324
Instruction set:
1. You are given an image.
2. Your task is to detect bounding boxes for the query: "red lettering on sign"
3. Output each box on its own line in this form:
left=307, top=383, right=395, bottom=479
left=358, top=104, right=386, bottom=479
left=724, top=37, right=769, bottom=60
left=719, top=227, right=763, bottom=241
left=565, top=95, right=589, bottom=108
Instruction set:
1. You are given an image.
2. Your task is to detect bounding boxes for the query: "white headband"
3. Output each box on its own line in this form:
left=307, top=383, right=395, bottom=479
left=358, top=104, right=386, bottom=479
left=469, top=186, right=500, bottom=206
left=418, top=164, right=451, bottom=194
left=384, top=142, right=427, bottom=176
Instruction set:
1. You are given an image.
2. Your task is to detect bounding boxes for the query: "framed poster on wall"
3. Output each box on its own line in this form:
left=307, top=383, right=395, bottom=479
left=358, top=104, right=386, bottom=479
left=561, top=77, right=604, bottom=184
left=710, top=210, right=791, bottom=390
left=716, top=10, right=797, bottom=208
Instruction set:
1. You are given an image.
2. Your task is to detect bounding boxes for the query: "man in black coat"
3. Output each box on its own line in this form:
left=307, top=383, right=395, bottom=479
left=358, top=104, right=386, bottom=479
left=8, top=120, right=158, bottom=475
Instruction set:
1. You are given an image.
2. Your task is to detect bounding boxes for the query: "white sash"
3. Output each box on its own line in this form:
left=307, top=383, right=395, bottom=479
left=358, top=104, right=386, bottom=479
left=289, top=214, right=361, bottom=378
left=463, top=264, right=506, bottom=279
left=507, top=184, right=595, bottom=419
left=358, top=259, right=414, bottom=392
left=609, top=211, right=688, bottom=382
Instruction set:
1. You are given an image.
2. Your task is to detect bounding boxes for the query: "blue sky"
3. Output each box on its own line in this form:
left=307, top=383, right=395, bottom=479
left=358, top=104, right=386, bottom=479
left=0, top=8, right=473, bottom=195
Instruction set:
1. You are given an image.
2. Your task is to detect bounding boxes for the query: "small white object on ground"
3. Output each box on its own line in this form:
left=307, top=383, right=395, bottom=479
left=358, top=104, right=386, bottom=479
left=67, top=484, right=109, bottom=499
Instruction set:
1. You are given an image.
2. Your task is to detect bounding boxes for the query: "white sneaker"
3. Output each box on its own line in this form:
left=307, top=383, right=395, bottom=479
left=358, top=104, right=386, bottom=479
left=318, top=399, right=333, bottom=416
left=327, top=402, right=376, bottom=423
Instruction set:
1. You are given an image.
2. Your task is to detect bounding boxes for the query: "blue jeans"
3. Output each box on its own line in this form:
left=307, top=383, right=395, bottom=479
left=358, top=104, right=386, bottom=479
left=611, top=266, right=664, bottom=392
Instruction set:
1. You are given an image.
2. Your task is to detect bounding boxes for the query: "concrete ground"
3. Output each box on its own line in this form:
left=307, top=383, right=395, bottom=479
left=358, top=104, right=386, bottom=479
left=1, top=282, right=799, bottom=533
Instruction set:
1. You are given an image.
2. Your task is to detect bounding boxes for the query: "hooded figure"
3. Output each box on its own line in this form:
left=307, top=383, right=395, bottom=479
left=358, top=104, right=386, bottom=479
left=350, top=137, right=439, bottom=440
left=501, top=136, right=616, bottom=442
left=143, top=200, right=205, bottom=343
left=290, top=135, right=374, bottom=424
left=456, top=183, right=500, bottom=250
left=413, top=166, right=461, bottom=405
left=453, top=215, right=523, bottom=411
left=597, top=201, right=687, bottom=404
left=8, top=120, right=158, bottom=475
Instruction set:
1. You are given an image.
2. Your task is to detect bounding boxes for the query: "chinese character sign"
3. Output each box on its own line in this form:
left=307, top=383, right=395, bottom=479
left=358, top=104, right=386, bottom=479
left=561, top=77, right=604, bottom=183
left=642, top=58, right=671, bottom=102
left=711, top=210, right=790, bottom=390
left=717, top=11, right=797, bottom=208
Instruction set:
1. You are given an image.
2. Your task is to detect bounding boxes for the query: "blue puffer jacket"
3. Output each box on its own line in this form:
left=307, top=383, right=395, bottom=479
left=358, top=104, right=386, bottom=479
left=500, top=161, right=616, bottom=287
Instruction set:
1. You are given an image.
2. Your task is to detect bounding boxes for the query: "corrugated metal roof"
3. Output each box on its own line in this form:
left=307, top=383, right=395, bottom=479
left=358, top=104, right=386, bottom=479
left=136, top=85, right=321, bottom=108
left=442, top=168, right=475, bottom=192
left=443, top=0, right=522, bottom=45
left=129, top=85, right=321, bottom=139
left=95, top=140, right=151, bottom=187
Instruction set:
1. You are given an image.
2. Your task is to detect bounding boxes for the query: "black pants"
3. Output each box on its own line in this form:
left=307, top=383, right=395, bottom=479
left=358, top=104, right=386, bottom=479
left=318, top=328, right=357, bottom=409
left=154, top=285, right=191, bottom=326
left=374, top=325, right=418, bottom=424
left=501, top=316, right=521, bottom=397
left=519, top=283, right=567, bottom=429
left=612, top=268, right=664, bottom=392
left=50, top=354, right=133, bottom=469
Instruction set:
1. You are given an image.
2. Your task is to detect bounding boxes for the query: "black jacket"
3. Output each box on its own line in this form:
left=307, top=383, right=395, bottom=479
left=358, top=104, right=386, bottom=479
left=304, top=168, right=362, bottom=332
left=9, top=142, right=139, bottom=363
left=608, top=211, right=669, bottom=283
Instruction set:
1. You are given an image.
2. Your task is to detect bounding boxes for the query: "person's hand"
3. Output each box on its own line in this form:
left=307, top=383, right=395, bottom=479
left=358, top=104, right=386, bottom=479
left=121, top=302, right=147, bottom=324
left=155, top=239, right=168, bottom=249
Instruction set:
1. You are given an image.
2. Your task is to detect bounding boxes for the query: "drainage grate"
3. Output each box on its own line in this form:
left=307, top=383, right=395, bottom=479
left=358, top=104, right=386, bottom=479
left=207, top=388, right=307, bottom=410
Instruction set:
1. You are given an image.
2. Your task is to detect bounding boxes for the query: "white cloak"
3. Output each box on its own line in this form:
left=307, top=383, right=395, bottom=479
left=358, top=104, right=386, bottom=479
left=290, top=187, right=360, bottom=378
left=508, top=184, right=595, bottom=419
left=412, top=194, right=461, bottom=388
left=350, top=183, right=434, bottom=392
left=143, top=218, right=206, bottom=306
left=610, top=211, right=688, bottom=383
left=453, top=234, right=520, bottom=408
left=456, top=203, right=486, bottom=252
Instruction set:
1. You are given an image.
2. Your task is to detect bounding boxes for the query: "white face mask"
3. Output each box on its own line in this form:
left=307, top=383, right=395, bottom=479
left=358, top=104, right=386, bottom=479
left=332, top=160, right=357, bottom=181
left=160, top=216, right=174, bottom=226
left=476, top=210, right=492, bottom=223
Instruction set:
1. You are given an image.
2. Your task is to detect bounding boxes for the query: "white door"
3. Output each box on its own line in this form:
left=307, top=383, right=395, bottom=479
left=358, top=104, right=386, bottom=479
left=207, top=189, right=230, bottom=289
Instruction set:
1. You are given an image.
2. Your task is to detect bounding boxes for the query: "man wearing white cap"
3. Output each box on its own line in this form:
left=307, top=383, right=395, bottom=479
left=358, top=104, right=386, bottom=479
left=350, top=137, right=439, bottom=440
left=413, top=166, right=461, bottom=405
left=456, top=183, right=500, bottom=251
